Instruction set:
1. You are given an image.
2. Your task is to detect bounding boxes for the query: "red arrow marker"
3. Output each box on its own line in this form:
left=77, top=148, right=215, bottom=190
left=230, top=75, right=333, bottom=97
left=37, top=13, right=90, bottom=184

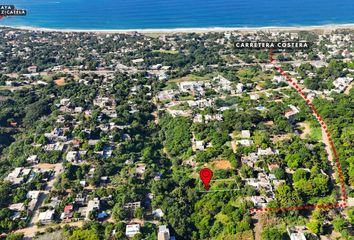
left=200, top=168, right=213, bottom=190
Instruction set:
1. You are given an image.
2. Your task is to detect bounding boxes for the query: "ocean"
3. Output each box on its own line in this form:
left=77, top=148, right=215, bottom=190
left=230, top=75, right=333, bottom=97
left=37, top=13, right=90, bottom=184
left=1, top=0, right=354, bottom=30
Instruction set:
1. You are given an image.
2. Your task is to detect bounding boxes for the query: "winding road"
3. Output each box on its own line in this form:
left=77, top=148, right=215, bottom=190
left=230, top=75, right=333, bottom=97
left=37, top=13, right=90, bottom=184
left=251, top=49, right=347, bottom=214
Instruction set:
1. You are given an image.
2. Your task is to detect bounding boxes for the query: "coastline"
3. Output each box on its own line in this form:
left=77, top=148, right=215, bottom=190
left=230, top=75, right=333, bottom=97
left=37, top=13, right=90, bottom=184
left=1, top=23, right=354, bottom=34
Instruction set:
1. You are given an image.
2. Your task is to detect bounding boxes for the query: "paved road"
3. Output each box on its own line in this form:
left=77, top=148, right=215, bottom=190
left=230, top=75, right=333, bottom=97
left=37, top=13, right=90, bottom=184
left=271, top=54, right=347, bottom=208
left=21, top=163, right=64, bottom=237
left=16, top=221, right=84, bottom=239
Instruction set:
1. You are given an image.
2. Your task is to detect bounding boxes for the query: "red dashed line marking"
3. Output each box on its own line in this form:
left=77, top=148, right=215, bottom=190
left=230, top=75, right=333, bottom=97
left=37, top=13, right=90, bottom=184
left=250, top=50, right=347, bottom=214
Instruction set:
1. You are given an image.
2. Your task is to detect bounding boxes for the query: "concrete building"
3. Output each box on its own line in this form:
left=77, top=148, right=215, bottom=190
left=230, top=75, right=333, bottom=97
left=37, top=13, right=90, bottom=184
left=241, top=130, right=251, bottom=139
left=251, top=196, right=268, bottom=208
left=124, top=202, right=141, bottom=210
left=27, top=155, right=39, bottom=164
left=27, top=65, right=38, bottom=73
left=236, top=139, right=254, bottom=146
left=38, top=209, right=55, bottom=224
left=66, top=151, right=79, bottom=163
left=158, top=225, right=170, bottom=240
left=152, top=208, right=164, bottom=218
left=5, top=167, right=31, bottom=185
left=195, top=140, right=205, bottom=150
left=85, top=198, right=100, bottom=220
left=287, top=226, right=307, bottom=240
left=126, top=224, right=140, bottom=238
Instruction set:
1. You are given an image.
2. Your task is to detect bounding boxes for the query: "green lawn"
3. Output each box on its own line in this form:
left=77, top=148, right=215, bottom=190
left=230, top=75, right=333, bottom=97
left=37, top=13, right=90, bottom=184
left=308, top=120, right=322, bottom=141
left=197, top=178, right=239, bottom=192
left=42, top=75, right=53, bottom=81
left=238, top=68, right=274, bottom=82
left=169, top=73, right=217, bottom=83
left=152, top=49, right=178, bottom=54
left=0, top=85, right=32, bottom=91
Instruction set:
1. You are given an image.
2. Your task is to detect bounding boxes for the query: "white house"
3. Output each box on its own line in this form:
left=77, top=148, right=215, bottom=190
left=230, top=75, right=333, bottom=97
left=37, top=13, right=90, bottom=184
left=195, top=140, right=205, bottom=150
left=236, top=83, right=244, bottom=93
left=124, top=202, right=141, bottom=210
left=27, top=155, right=39, bottom=164
left=9, top=203, right=25, bottom=212
left=85, top=198, right=100, bottom=220
left=158, top=225, right=170, bottom=240
left=251, top=196, right=268, bottom=208
left=257, top=148, right=274, bottom=156
left=27, top=190, right=40, bottom=211
left=126, top=224, right=140, bottom=238
left=236, top=139, right=254, bottom=146
left=287, top=226, right=307, bottom=240
left=27, top=65, right=38, bottom=73
left=285, top=105, right=300, bottom=119
left=38, top=209, right=55, bottom=224
left=152, top=208, right=164, bottom=218
left=66, top=151, right=79, bottom=163
left=241, top=130, right=251, bottom=139
left=250, top=93, right=260, bottom=100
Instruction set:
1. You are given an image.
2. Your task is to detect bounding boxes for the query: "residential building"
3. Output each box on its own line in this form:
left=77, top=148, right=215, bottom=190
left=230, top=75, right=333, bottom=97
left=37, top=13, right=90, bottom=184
left=124, top=202, right=141, bottom=210
left=250, top=93, right=260, bottom=100
left=126, top=224, right=140, bottom=238
left=27, top=65, right=38, bottom=73
left=27, top=155, right=39, bottom=164
left=9, top=203, right=25, bottom=212
left=287, top=226, right=307, bottom=240
left=38, top=209, right=55, bottom=224
left=27, top=190, right=41, bottom=212
left=85, top=198, right=100, bottom=220
left=61, top=204, right=74, bottom=221
left=195, top=140, right=205, bottom=150
left=152, top=208, right=164, bottom=218
left=285, top=105, right=300, bottom=120
left=241, top=130, right=251, bottom=139
left=66, top=151, right=79, bottom=163
left=236, top=139, right=254, bottom=146
left=251, top=196, right=268, bottom=208
left=158, top=225, right=170, bottom=240
left=257, top=148, right=274, bottom=156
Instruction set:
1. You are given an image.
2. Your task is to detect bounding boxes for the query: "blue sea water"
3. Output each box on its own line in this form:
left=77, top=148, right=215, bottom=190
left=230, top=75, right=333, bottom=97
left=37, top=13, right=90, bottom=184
left=1, top=0, right=354, bottom=30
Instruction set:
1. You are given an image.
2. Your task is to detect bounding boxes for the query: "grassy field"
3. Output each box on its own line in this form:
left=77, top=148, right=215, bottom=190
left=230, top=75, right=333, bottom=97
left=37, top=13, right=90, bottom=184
left=152, top=49, right=178, bottom=54
left=42, top=75, right=53, bottom=81
left=143, top=32, right=166, bottom=38
left=237, top=67, right=274, bottom=82
left=198, top=178, right=239, bottom=192
left=307, top=120, right=322, bottom=141
left=168, top=73, right=215, bottom=83
left=214, top=230, right=254, bottom=240
left=179, top=95, right=194, bottom=101
left=0, top=85, right=32, bottom=91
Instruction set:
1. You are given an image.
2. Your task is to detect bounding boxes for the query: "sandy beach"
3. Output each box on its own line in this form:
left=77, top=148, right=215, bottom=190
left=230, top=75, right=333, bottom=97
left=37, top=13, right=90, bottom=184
left=1, top=24, right=354, bottom=34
